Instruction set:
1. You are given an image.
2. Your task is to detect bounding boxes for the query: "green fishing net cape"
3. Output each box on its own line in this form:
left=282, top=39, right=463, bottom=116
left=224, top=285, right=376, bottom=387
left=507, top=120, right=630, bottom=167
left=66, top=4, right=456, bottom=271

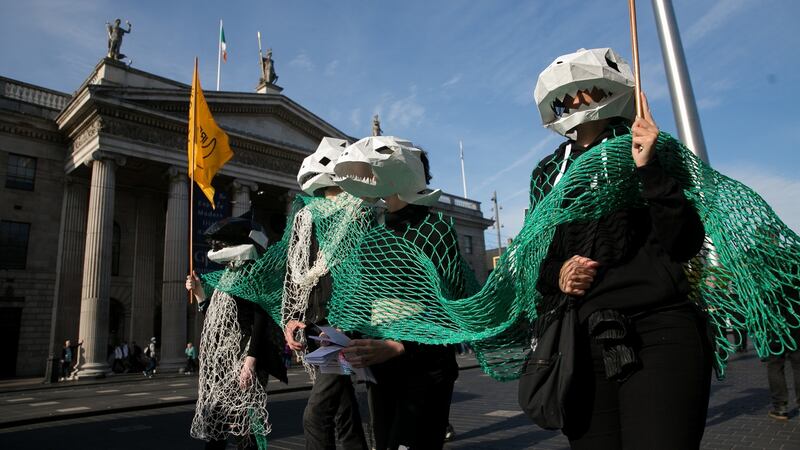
left=203, top=131, right=800, bottom=381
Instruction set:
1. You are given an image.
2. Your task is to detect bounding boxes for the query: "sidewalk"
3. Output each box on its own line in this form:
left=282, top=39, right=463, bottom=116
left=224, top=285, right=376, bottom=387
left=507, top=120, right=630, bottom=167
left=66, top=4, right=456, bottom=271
left=0, top=371, right=189, bottom=394
left=0, top=353, right=480, bottom=428
left=0, top=353, right=481, bottom=395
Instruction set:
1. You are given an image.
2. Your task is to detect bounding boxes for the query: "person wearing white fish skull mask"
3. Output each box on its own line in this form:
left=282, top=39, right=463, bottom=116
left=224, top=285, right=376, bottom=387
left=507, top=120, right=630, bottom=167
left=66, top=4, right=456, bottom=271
left=527, top=48, right=709, bottom=449
left=335, top=137, right=467, bottom=449
left=333, top=136, right=442, bottom=205
left=286, top=137, right=370, bottom=449
left=297, top=137, right=348, bottom=197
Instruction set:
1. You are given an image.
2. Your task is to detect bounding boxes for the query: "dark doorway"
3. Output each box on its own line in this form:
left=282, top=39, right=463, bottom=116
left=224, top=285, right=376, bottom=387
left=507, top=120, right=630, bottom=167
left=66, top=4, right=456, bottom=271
left=0, top=307, right=22, bottom=377
left=108, top=298, right=126, bottom=347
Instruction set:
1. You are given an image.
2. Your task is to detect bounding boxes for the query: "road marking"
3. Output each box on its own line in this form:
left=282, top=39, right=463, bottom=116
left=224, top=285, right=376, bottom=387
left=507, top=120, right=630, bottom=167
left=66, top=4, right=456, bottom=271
left=6, top=397, right=35, bottom=402
left=159, top=396, right=189, bottom=401
left=29, top=401, right=59, bottom=407
left=168, top=383, right=188, bottom=387
left=56, top=406, right=90, bottom=413
left=111, top=425, right=152, bottom=433
left=96, top=389, right=120, bottom=393
left=485, top=410, right=522, bottom=418
left=124, top=392, right=150, bottom=397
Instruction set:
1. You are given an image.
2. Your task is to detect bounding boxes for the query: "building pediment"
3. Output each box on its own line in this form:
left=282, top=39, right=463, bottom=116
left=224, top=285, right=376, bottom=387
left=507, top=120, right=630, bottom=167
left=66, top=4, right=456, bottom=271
left=94, top=86, right=352, bottom=148
left=55, top=59, right=353, bottom=187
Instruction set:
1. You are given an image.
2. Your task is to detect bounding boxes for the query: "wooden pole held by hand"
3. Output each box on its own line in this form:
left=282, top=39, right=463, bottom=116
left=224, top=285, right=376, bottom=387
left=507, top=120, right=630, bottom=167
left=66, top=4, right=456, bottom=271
left=628, top=0, right=643, bottom=118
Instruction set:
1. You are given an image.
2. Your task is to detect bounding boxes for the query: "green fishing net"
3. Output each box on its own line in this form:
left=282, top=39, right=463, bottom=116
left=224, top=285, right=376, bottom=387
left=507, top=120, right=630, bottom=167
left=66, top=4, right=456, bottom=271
left=203, top=131, right=800, bottom=382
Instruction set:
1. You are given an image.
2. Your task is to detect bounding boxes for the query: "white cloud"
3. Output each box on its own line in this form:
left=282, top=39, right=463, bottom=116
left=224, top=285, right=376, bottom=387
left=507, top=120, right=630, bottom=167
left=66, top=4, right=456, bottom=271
left=472, top=135, right=556, bottom=193
left=504, top=187, right=531, bottom=202
left=442, top=73, right=462, bottom=88
left=684, top=0, right=756, bottom=46
left=288, top=52, right=315, bottom=71
left=385, top=88, right=426, bottom=129
left=350, top=107, right=362, bottom=130
left=717, top=164, right=800, bottom=234
left=324, top=59, right=339, bottom=77
left=696, top=97, right=722, bottom=110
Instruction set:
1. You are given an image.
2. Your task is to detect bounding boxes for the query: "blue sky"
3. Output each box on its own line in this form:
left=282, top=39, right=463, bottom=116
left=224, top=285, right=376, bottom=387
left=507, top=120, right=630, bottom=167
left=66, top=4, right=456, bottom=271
left=2, top=0, right=798, bottom=246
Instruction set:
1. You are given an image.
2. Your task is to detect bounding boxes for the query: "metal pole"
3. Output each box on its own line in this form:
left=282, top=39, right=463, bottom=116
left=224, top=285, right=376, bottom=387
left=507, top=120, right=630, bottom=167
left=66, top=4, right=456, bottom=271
left=459, top=140, right=468, bottom=198
left=492, top=191, right=503, bottom=257
left=651, top=0, right=710, bottom=163
left=257, top=31, right=265, bottom=82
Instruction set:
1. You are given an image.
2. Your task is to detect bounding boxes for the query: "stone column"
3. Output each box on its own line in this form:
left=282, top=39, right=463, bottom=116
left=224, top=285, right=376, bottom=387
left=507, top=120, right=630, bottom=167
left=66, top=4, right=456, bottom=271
left=231, top=179, right=258, bottom=217
left=76, top=152, right=125, bottom=378
left=159, top=166, right=189, bottom=371
left=129, top=193, right=159, bottom=346
left=45, top=178, right=89, bottom=382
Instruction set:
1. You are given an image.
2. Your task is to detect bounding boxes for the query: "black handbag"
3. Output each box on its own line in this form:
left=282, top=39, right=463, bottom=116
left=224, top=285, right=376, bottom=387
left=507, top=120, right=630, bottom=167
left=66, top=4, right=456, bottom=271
left=517, top=297, right=577, bottom=430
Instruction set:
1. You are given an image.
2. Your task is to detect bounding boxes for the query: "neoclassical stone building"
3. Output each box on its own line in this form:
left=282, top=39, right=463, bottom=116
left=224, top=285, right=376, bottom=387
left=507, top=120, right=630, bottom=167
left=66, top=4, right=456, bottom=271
left=0, top=58, right=492, bottom=378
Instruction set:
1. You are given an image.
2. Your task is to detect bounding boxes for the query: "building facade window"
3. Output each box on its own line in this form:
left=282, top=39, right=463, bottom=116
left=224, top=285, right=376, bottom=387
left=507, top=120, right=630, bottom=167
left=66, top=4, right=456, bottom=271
left=463, top=235, right=474, bottom=255
left=0, top=221, right=31, bottom=269
left=5, top=154, right=37, bottom=191
left=112, top=222, right=121, bottom=276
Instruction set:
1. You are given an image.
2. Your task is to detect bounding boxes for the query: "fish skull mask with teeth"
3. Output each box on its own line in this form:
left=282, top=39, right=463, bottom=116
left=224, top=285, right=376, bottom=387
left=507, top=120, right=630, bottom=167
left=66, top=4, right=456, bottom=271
left=534, top=47, right=635, bottom=137
left=297, top=137, right=348, bottom=195
left=333, top=136, right=441, bottom=206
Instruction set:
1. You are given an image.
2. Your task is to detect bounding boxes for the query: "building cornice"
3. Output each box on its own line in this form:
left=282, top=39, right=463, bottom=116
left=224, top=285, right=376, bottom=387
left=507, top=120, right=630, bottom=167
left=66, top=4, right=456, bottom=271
left=67, top=114, right=303, bottom=178
left=0, top=118, right=65, bottom=144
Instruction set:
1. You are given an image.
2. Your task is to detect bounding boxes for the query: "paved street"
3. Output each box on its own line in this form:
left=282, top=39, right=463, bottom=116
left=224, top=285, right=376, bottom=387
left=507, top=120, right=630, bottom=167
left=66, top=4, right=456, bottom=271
left=0, top=352, right=798, bottom=449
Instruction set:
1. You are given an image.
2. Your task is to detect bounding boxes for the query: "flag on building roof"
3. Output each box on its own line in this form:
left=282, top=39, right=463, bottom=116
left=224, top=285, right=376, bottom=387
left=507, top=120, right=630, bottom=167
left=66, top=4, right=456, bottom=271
left=220, top=23, right=227, bottom=62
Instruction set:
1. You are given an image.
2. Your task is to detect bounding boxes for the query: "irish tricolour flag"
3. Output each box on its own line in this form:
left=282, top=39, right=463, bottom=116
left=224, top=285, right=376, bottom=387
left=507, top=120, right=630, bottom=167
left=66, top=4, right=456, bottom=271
left=220, top=23, right=227, bottom=62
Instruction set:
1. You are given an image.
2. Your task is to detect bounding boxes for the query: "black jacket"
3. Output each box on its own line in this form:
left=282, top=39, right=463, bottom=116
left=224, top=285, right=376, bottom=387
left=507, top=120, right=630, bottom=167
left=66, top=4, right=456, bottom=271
left=532, top=128, right=705, bottom=322
left=369, top=204, right=463, bottom=385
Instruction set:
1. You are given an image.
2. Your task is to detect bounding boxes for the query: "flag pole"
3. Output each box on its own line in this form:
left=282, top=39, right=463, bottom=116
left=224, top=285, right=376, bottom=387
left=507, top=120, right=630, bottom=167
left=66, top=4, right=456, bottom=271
left=459, top=140, right=468, bottom=198
left=257, top=31, right=265, bottom=82
left=216, top=20, right=222, bottom=91
left=628, top=0, right=643, bottom=117
left=189, top=57, right=198, bottom=303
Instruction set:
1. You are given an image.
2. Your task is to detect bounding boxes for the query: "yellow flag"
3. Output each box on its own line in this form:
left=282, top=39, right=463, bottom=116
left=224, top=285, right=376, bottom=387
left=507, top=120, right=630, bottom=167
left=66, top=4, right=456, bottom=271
left=188, top=59, right=233, bottom=208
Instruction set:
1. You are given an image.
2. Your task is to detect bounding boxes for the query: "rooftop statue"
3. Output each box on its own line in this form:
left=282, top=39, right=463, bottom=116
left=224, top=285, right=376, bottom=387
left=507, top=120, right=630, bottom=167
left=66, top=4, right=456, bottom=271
left=106, top=18, right=132, bottom=60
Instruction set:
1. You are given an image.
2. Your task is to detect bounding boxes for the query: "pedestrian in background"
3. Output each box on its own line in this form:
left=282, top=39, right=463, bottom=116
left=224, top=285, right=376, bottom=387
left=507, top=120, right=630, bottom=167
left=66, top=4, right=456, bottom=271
left=121, top=341, right=131, bottom=372
left=59, top=339, right=82, bottom=381
left=130, top=341, right=143, bottom=372
left=185, top=342, right=198, bottom=375
left=113, top=343, right=124, bottom=373
left=143, top=337, right=158, bottom=378
left=765, top=281, right=800, bottom=420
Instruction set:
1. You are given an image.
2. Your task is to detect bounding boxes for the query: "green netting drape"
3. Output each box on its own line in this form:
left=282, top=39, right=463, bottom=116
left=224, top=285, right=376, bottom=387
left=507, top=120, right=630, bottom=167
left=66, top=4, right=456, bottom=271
left=204, top=132, right=800, bottom=381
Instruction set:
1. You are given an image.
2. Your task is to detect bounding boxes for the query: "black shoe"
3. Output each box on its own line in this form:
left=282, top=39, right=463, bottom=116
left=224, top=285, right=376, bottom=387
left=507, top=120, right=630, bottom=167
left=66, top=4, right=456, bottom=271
left=768, top=410, right=789, bottom=420
left=444, top=423, right=455, bottom=442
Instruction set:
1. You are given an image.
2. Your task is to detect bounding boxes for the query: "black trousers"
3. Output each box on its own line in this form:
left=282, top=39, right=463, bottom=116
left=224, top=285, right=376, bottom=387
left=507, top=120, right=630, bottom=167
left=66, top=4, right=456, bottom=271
left=564, top=305, right=712, bottom=450
left=766, top=349, right=800, bottom=411
left=367, top=372, right=455, bottom=450
left=303, top=372, right=368, bottom=450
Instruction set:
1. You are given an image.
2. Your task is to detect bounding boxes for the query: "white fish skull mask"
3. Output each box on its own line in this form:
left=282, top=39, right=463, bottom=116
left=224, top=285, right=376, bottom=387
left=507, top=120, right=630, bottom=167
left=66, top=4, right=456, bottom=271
left=333, top=136, right=441, bottom=206
left=297, top=137, right=348, bottom=195
left=534, top=48, right=635, bottom=136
